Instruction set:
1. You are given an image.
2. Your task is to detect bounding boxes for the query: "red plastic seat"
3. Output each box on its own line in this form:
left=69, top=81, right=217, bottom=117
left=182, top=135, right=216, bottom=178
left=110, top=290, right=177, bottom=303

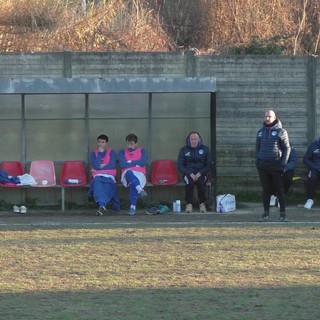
left=30, top=160, right=56, bottom=187
left=0, top=161, right=25, bottom=187
left=151, top=159, right=178, bottom=185
left=60, top=161, right=87, bottom=187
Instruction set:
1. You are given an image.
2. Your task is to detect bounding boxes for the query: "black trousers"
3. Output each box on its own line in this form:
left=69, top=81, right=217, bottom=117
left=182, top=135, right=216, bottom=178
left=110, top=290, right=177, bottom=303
left=271, top=169, right=294, bottom=195
left=184, top=174, right=207, bottom=204
left=306, top=169, right=320, bottom=199
left=283, top=170, right=294, bottom=194
left=257, top=168, right=286, bottom=213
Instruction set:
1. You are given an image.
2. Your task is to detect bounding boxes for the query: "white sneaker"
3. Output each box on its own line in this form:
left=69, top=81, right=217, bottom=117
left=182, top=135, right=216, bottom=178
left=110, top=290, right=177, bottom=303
left=13, top=205, right=20, bottom=213
left=20, top=205, right=27, bottom=214
left=304, top=199, right=314, bottom=209
left=269, top=195, right=277, bottom=206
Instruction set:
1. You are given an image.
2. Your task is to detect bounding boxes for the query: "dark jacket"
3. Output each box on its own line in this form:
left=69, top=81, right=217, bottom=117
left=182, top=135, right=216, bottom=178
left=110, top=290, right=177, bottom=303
left=256, top=119, right=291, bottom=171
left=303, top=138, right=320, bottom=171
left=0, top=169, right=20, bottom=184
left=285, top=144, right=296, bottom=172
left=177, top=134, right=212, bottom=176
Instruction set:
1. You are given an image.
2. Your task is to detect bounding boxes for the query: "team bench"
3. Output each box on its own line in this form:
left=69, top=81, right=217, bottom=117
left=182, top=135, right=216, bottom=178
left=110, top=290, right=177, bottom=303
left=1, top=160, right=211, bottom=212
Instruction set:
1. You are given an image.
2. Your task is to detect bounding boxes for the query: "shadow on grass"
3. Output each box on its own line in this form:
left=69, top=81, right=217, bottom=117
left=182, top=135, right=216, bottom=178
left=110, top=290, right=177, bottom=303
left=1, top=286, right=319, bottom=320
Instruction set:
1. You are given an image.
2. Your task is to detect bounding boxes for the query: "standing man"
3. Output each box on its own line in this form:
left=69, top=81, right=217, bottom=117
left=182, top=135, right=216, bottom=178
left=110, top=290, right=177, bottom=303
left=256, top=110, right=291, bottom=222
left=302, top=137, right=320, bottom=209
left=177, top=131, right=212, bottom=213
left=118, top=133, right=148, bottom=216
left=88, top=134, right=120, bottom=216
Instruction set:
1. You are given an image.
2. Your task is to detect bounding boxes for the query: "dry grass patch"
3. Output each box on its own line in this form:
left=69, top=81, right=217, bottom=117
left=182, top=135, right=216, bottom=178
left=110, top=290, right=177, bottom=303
left=0, top=225, right=320, bottom=319
left=1, top=0, right=320, bottom=54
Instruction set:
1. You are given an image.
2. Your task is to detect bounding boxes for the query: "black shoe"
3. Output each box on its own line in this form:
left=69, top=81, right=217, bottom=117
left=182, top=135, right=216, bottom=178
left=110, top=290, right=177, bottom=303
left=96, top=206, right=107, bottom=216
left=279, top=213, right=288, bottom=222
left=259, top=213, right=271, bottom=222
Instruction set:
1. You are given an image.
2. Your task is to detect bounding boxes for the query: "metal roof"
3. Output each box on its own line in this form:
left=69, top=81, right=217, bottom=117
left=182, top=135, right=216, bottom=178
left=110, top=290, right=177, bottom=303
left=0, top=77, right=216, bottom=94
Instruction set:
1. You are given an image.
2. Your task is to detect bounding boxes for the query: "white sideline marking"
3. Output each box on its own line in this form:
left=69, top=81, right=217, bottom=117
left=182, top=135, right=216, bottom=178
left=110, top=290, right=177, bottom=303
left=1, top=221, right=320, bottom=227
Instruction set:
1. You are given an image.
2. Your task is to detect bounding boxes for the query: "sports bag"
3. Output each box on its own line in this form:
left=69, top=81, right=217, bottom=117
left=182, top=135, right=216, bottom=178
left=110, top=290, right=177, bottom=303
left=216, top=194, right=236, bottom=213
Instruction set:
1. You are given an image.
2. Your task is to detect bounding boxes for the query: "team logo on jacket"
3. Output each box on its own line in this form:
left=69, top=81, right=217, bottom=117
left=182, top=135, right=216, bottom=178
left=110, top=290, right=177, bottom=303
left=199, top=149, right=204, bottom=154
left=185, top=152, right=191, bottom=156
left=258, top=132, right=262, bottom=137
left=272, top=131, right=277, bottom=136
left=314, top=149, right=320, bottom=154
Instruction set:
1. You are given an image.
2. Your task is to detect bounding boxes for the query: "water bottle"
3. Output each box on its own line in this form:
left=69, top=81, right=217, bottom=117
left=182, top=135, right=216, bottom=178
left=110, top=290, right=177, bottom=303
left=173, top=201, right=177, bottom=212
left=175, top=200, right=181, bottom=213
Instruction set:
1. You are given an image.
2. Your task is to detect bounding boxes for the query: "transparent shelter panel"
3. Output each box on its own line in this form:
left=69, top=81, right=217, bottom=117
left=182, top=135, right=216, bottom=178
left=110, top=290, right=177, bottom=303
left=0, top=120, right=22, bottom=160
left=150, top=118, right=211, bottom=160
left=89, top=93, right=149, bottom=118
left=88, top=119, right=148, bottom=153
left=26, top=120, right=86, bottom=161
left=0, top=95, right=21, bottom=119
left=25, top=94, right=85, bottom=119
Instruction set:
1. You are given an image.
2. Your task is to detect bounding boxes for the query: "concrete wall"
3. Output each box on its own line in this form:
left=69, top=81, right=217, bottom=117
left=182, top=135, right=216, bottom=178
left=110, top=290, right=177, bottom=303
left=0, top=52, right=319, bottom=200
left=196, top=55, right=315, bottom=194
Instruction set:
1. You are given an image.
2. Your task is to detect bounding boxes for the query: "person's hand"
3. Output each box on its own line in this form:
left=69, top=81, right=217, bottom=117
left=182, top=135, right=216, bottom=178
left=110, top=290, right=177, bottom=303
left=195, top=172, right=201, bottom=180
left=190, top=173, right=200, bottom=181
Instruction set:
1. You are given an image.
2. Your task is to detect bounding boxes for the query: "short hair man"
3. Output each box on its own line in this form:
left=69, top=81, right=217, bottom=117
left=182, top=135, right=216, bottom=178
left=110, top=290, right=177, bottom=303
left=118, top=133, right=148, bottom=215
left=87, top=134, right=120, bottom=216
left=256, top=110, right=291, bottom=222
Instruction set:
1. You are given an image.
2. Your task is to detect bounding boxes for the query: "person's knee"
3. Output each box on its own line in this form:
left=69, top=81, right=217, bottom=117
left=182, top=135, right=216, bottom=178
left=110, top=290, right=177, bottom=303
left=125, top=170, right=134, bottom=177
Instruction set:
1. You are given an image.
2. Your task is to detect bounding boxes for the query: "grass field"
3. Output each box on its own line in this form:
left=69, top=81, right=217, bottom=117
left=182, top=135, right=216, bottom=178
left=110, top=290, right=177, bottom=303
left=0, top=222, right=320, bottom=320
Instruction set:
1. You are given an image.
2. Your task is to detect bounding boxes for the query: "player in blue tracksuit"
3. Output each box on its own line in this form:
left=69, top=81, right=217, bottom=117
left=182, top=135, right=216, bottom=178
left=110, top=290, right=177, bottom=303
left=118, top=133, right=148, bottom=216
left=87, top=134, right=120, bottom=216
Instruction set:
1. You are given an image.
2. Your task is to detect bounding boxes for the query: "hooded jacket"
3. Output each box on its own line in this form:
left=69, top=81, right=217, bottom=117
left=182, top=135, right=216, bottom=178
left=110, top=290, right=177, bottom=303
left=177, top=133, right=212, bottom=176
left=303, top=138, right=320, bottom=170
left=255, top=118, right=291, bottom=171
